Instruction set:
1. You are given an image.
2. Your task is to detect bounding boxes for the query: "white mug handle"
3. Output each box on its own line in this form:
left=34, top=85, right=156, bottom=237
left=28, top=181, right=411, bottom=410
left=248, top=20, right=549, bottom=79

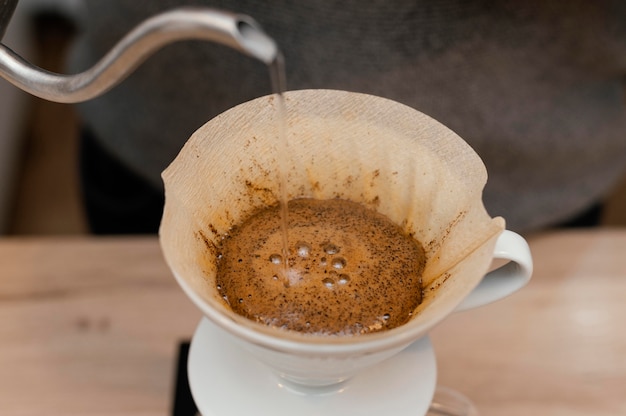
left=455, top=230, right=533, bottom=311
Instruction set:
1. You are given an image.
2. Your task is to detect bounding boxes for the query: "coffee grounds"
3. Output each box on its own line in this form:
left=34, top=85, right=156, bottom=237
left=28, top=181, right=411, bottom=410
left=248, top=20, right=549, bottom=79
left=216, top=198, right=425, bottom=336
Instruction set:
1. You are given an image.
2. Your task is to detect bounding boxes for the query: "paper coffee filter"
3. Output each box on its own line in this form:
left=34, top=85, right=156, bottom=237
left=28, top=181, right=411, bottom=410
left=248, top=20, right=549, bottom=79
left=160, top=89, right=505, bottom=343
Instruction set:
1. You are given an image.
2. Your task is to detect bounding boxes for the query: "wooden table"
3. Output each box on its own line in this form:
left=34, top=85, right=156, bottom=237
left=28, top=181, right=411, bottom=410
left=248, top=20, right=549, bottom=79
left=0, top=230, right=624, bottom=415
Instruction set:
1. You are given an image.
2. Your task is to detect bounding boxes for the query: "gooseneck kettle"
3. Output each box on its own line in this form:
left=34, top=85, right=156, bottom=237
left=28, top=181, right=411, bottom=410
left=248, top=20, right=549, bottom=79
left=0, top=0, right=277, bottom=103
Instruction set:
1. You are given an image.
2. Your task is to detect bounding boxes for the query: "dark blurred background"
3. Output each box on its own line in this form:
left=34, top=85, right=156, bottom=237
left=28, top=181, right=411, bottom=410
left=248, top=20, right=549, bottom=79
left=1, top=2, right=625, bottom=235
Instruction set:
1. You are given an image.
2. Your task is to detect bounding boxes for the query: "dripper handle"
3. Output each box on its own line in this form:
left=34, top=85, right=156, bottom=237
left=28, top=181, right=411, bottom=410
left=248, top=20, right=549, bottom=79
left=0, top=7, right=277, bottom=103
left=455, top=230, right=533, bottom=311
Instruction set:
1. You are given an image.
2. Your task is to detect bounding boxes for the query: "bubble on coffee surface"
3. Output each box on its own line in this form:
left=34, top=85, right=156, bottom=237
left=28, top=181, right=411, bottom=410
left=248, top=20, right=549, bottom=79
left=296, top=241, right=311, bottom=258
left=322, top=277, right=335, bottom=288
left=215, top=198, right=425, bottom=336
left=269, top=253, right=282, bottom=264
left=331, top=257, right=346, bottom=269
left=323, top=242, right=339, bottom=255
left=337, top=274, right=350, bottom=285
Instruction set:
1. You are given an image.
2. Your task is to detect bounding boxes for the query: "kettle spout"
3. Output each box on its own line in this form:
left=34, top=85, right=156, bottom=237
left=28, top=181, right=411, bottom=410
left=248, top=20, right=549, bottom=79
left=0, top=7, right=278, bottom=103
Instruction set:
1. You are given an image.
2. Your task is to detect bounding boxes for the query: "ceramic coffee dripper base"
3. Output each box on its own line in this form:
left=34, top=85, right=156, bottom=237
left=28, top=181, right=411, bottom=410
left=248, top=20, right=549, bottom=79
left=188, top=318, right=437, bottom=416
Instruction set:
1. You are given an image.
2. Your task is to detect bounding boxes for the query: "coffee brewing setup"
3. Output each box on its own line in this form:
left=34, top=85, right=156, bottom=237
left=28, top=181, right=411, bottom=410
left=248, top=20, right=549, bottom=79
left=1, top=4, right=532, bottom=415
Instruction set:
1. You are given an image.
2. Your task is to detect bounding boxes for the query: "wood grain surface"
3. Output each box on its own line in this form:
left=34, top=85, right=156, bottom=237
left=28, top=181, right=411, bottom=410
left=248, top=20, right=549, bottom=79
left=0, top=231, right=624, bottom=415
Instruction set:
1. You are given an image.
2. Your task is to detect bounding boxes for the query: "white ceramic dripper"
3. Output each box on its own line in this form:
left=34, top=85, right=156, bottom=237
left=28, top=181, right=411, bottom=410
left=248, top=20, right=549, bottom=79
left=159, top=89, right=533, bottom=388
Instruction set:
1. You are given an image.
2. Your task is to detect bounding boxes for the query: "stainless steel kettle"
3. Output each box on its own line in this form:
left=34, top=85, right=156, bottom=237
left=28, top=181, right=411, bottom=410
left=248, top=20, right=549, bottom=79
left=0, top=0, right=277, bottom=103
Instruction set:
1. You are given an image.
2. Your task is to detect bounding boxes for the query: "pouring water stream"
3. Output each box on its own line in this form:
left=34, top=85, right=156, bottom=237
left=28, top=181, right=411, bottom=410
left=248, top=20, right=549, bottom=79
left=268, top=53, right=291, bottom=279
